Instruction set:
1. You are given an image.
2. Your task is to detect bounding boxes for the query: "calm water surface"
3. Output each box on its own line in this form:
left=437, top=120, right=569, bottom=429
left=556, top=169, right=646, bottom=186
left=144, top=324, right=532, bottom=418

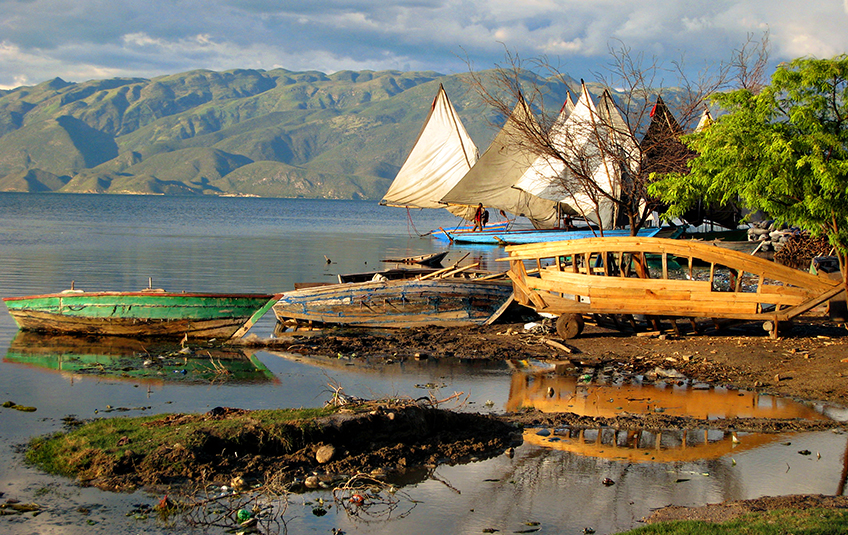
left=0, top=192, right=845, bottom=535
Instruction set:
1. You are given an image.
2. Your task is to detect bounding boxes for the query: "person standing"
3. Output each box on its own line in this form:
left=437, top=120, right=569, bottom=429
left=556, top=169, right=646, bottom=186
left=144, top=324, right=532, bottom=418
left=473, top=203, right=485, bottom=231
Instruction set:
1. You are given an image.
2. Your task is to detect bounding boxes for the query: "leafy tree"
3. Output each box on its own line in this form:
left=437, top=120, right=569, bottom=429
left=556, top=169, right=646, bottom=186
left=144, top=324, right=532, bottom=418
left=651, top=56, right=848, bottom=285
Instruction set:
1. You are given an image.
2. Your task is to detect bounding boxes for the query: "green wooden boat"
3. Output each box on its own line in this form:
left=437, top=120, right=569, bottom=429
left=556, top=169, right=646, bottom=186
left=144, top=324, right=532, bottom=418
left=2, top=286, right=281, bottom=340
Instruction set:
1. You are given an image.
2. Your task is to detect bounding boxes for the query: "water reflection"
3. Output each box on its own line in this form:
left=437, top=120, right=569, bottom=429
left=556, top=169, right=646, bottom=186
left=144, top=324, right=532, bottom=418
left=508, top=370, right=832, bottom=465
left=4, top=331, right=278, bottom=386
left=506, top=371, right=830, bottom=420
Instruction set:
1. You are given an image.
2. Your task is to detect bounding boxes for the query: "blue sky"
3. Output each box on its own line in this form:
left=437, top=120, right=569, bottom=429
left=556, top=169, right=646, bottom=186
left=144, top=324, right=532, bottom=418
left=0, top=0, right=846, bottom=89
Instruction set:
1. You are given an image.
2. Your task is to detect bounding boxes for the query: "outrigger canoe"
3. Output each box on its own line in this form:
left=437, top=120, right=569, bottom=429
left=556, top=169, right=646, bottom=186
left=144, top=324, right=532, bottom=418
left=2, top=286, right=281, bottom=340
left=499, top=237, right=846, bottom=339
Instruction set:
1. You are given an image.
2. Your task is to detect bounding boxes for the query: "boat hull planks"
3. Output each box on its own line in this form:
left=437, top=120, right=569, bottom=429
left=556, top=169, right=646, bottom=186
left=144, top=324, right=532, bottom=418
left=273, top=278, right=514, bottom=328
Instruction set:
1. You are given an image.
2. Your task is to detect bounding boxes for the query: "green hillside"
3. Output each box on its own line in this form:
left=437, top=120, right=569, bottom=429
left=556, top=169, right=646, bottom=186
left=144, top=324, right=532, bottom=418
left=0, top=68, right=575, bottom=198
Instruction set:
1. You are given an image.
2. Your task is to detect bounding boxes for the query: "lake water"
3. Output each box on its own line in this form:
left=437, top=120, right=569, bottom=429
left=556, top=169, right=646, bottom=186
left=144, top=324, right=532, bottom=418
left=0, top=192, right=846, bottom=535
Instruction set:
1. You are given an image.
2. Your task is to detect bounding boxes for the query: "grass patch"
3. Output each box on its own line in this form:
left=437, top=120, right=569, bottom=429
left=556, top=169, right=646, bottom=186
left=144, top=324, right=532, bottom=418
left=26, top=407, right=332, bottom=479
left=620, top=507, right=848, bottom=534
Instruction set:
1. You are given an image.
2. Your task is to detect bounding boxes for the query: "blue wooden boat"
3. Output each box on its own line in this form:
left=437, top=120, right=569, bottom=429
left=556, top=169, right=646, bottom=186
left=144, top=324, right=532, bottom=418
left=436, top=227, right=661, bottom=245
left=429, top=220, right=510, bottom=240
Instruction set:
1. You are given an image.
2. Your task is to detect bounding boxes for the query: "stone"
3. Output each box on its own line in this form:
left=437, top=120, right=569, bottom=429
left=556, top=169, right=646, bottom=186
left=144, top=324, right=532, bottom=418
left=315, top=444, right=335, bottom=464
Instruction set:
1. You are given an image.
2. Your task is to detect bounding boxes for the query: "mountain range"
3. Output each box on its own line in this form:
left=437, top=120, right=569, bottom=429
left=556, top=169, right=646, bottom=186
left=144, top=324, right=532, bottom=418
left=0, top=68, right=578, bottom=199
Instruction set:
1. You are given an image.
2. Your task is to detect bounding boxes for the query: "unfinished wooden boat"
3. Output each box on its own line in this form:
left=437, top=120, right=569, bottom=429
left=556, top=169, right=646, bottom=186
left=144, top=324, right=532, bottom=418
left=500, top=237, right=846, bottom=338
left=273, top=276, right=514, bottom=329
left=2, top=286, right=281, bottom=340
left=380, top=250, right=448, bottom=268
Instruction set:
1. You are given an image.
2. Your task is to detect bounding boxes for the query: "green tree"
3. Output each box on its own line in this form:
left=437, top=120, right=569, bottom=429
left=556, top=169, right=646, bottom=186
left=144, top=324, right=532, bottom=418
left=651, top=56, right=848, bottom=285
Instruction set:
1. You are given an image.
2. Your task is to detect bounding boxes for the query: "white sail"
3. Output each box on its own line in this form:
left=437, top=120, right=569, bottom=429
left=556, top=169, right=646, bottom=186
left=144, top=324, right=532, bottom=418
left=380, top=84, right=478, bottom=215
left=695, top=107, right=713, bottom=132
left=439, top=97, right=563, bottom=229
left=513, top=83, right=637, bottom=230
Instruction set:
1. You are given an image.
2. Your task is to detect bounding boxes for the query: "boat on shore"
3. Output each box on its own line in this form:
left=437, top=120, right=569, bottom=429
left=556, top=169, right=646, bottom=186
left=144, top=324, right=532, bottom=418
left=273, top=275, right=514, bottom=329
left=2, top=285, right=281, bottom=340
left=499, top=236, right=846, bottom=339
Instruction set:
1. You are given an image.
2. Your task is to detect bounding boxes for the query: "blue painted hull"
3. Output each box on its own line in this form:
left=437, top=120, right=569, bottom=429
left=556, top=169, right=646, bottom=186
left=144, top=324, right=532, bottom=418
left=430, top=220, right=510, bottom=240
left=440, top=227, right=662, bottom=245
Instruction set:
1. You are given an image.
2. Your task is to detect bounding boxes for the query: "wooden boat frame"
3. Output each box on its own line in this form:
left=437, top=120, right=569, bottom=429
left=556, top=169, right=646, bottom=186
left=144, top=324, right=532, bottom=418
left=499, top=237, right=846, bottom=339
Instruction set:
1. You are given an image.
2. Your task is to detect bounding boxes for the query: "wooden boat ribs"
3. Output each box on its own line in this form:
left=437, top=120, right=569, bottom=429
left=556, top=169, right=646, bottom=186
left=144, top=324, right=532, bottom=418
left=500, top=237, right=846, bottom=338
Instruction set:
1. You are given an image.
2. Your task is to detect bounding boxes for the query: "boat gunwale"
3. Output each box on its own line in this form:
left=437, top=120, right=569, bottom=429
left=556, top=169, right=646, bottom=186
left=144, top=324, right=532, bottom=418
left=3, top=291, right=279, bottom=303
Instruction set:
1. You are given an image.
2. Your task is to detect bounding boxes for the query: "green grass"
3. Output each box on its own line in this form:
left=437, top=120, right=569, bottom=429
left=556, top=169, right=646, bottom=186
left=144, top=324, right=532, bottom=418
left=619, top=507, right=848, bottom=534
left=25, top=407, right=331, bottom=478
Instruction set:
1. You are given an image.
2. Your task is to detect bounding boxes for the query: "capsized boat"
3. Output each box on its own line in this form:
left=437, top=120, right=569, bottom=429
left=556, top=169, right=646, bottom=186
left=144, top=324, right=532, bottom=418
left=2, top=284, right=281, bottom=340
left=273, top=275, right=515, bottom=329
left=499, top=237, right=846, bottom=338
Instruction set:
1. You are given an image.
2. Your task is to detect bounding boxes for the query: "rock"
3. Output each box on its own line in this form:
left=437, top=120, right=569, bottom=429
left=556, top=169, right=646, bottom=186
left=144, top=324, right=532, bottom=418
left=315, top=444, right=335, bottom=464
left=304, top=476, right=320, bottom=489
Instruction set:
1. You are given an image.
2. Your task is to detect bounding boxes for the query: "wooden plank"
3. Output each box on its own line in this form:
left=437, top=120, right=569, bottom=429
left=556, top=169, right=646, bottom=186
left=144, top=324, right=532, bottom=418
left=539, top=270, right=712, bottom=292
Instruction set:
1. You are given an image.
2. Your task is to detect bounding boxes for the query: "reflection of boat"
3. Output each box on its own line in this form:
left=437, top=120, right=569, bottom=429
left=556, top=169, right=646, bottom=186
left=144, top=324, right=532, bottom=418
left=524, top=425, right=787, bottom=463
left=3, top=332, right=277, bottom=385
left=506, top=372, right=829, bottom=420
left=500, top=237, right=846, bottom=338
left=510, top=372, right=828, bottom=462
left=2, top=285, right=281, bottom=340
left=273, top=277, right=514, bottom=328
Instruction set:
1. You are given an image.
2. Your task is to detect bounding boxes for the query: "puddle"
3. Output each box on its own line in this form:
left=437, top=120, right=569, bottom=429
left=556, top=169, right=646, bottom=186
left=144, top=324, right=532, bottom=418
left=506, top=370, right=830, bottom=420
left=508, top=368, right=833, bottom=465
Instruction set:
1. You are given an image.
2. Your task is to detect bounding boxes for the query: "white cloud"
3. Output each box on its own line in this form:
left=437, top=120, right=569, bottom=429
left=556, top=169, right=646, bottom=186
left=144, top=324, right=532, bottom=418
left=0, top=1, right=845, bottom=88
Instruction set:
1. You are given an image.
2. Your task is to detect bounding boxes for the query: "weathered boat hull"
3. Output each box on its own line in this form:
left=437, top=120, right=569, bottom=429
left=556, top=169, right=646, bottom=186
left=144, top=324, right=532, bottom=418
left=438, top=227, right=661, bottom=245
left=2, top=291, right=280, bottom=339
left=500, top=237, right=846, bottom=338
left=273, top=278, right=514, bottom=328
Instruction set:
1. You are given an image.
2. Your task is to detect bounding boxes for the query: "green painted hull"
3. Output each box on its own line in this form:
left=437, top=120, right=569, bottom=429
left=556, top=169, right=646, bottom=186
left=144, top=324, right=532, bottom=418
left=2, top=290, right=280, bottom=339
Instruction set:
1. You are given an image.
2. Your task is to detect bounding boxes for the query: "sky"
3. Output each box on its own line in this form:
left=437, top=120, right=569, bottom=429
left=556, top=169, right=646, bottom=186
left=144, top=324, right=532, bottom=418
left=0, top=0, right=846, bottom=90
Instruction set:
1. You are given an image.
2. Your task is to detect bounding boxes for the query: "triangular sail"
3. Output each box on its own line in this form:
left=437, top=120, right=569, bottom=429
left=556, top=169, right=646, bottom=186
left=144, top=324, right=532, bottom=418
left=513, top=83, right=633, bottom=230
left=695, top=107, right=713, bottom=132
left=439, top=97, right=562, bottom=228
left=380, top=84, right=478, bottom=215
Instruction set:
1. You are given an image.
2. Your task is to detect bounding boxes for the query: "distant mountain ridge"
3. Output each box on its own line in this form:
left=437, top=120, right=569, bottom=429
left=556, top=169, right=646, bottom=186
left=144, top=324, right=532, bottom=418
left=0, top=68, right=579, bottom=198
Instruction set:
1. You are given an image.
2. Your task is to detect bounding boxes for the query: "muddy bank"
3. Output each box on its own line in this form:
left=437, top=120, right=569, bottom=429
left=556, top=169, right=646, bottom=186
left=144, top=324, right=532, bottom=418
left=244, top=313, right=848, bottom=407
left=29, top=401, right=518, bottom=494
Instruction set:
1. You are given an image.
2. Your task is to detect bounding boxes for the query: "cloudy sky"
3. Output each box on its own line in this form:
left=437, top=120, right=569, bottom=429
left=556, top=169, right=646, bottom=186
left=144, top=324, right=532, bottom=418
left=0, top=0, right=846, bottom=89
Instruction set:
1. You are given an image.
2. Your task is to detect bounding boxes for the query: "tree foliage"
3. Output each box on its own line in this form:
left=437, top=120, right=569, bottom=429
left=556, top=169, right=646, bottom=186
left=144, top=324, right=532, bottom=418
left=651, top=55, right=848, bottom=279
